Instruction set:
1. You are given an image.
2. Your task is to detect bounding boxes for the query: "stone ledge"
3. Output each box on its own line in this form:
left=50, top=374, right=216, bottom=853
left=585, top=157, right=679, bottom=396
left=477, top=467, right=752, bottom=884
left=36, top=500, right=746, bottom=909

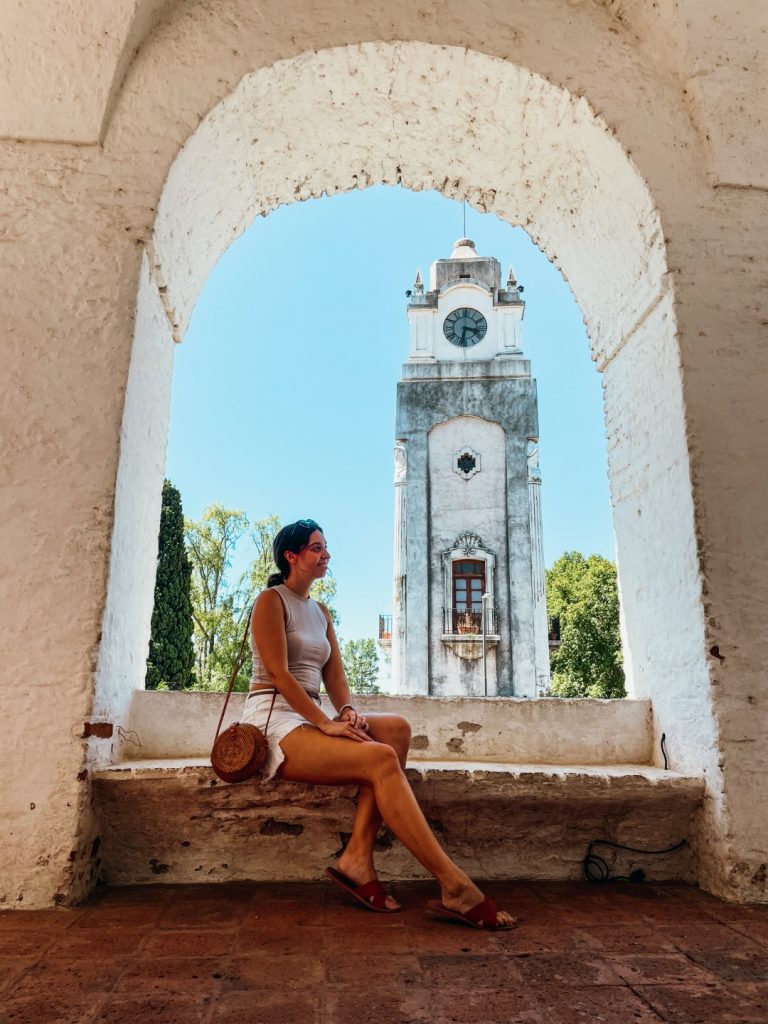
left=93, top=759, right=704, bottom=886
left=116, top=692, right=654, bottom=765
left=94, top=757, right=703, bottom=792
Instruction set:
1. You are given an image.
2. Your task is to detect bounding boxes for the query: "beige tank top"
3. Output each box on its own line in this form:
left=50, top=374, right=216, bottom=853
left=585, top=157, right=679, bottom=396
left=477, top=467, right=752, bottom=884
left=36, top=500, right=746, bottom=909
left=250, top=584, right=331, bottom=698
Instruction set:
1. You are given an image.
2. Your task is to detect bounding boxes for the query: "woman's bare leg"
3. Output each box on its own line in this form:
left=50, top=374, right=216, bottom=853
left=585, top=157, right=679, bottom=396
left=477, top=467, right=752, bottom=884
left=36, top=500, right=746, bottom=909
left=278, top=725, right=513, bottom=925
left=335, top=714, right=411, bottom=910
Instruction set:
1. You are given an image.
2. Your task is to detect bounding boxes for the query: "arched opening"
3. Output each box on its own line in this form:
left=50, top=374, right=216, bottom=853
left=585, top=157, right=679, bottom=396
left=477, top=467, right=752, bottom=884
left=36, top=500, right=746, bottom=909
left=95, top=38, right=711, bottom=819
left=160, top=183, right=612, bottom=698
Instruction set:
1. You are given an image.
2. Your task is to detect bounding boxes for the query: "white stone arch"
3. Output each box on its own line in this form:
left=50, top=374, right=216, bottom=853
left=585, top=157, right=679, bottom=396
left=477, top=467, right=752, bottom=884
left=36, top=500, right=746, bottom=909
left=98, top=41, right=710, bottom=798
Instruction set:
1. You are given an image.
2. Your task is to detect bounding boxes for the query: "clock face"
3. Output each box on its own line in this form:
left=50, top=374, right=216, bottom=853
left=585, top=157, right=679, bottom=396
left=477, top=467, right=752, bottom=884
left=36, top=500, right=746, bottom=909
left=443, top=307, right=488, bottom=348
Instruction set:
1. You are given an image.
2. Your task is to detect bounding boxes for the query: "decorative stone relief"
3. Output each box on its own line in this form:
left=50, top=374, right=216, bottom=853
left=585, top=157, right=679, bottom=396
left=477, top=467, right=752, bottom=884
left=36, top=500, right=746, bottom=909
left=527, top=438, right=541, bottom=482
left=393, top=440, right=407, bottom=483
left=454, top=531, right=483, bottom=556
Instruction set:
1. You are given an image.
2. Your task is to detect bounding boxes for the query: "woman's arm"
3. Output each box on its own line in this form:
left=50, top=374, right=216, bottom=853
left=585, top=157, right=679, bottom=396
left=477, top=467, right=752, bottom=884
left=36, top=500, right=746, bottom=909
left=319, top=605, right=369, bottom=731
left=252, top=591, right=369, bottom=741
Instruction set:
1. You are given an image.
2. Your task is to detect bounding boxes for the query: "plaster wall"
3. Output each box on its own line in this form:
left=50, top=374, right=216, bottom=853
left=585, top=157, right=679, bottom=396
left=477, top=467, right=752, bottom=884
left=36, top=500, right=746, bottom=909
left=124, top=691, right=654, bottom=765
left=428, top=417, right=506, bottom=698
left=91, top=253, right=176, bottom=767
left=0, top=2, right=766, bottom=905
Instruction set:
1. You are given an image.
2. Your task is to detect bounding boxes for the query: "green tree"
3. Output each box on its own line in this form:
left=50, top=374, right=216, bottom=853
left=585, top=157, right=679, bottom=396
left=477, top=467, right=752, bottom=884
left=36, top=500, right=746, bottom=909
left=185, top=505, right=252, bottom=690
left=342, top=638, right=381, bottom=694
left=311, top=573, right=340, bottom=627
left=546, top=552, right=625, bottom=699
left=185, top=511, right=342, bottom=691
left=145, top=480, right=195, bottom=690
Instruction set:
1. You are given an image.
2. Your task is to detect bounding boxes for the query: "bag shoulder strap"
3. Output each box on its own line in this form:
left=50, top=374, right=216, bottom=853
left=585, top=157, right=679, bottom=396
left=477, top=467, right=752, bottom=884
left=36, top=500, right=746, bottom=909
left=214, top=602, right=255, bottom=743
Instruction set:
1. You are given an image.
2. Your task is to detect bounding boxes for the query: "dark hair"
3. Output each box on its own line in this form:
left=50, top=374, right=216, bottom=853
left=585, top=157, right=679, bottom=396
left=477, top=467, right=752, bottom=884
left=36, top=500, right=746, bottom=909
left=267, top=519, right=323, bottom=587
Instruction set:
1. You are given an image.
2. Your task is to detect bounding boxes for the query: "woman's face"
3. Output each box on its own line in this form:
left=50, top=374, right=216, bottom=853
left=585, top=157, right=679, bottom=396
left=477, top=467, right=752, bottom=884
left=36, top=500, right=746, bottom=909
left=290, top=529, right=330, bottom=579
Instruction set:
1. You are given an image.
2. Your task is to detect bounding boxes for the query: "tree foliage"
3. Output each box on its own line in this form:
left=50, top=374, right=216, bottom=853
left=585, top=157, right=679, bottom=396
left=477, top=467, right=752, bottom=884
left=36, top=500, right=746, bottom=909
left=184, top=509, right=339, bottom=691
left=546, top=552, right=625, bottom=699
left=342, top=638, right=381, bottom=694
left=185, top=505, right=253, bottom=691
left=145, top=480, right=195, bottom=690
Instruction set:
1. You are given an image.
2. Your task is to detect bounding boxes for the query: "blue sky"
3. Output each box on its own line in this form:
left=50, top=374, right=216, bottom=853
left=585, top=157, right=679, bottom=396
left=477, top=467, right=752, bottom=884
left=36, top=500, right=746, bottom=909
left=166, top=185, right=614, bottom=641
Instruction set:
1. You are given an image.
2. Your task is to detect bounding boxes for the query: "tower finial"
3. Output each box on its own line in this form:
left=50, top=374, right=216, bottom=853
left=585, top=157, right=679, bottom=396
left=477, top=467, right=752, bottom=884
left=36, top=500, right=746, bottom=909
left=413, top=269, right=424, bottom=294
left=507, top=265, right=517, bottom=288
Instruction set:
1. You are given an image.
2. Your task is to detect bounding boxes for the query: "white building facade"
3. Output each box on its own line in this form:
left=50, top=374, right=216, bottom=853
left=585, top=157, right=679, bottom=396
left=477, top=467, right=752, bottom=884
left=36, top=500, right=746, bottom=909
left=390, top=239, right=550, bottom=698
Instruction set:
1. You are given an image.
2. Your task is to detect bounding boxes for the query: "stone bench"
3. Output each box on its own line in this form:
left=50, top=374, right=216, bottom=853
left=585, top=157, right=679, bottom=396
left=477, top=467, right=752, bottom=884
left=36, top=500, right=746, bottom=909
left=93, top=757, right=704, bottom=887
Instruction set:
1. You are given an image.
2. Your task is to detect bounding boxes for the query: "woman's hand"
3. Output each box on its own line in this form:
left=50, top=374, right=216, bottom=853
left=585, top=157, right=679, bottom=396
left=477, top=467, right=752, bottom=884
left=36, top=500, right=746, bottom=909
left=340, top=707, right=370, bottom=733
left=319, top=718, right=372, bottom=742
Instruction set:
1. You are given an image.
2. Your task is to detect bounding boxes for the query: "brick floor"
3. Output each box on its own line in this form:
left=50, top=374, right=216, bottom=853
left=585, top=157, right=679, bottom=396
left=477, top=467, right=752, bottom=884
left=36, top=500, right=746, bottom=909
left=1, top=881, right=768, bottom=1023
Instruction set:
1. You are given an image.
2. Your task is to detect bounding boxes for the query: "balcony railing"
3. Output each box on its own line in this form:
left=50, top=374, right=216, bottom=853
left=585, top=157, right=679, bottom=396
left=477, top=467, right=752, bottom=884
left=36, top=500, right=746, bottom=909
left=378, top=614, right=392, bottom=641
left=444, top=607, right=496, bottom=636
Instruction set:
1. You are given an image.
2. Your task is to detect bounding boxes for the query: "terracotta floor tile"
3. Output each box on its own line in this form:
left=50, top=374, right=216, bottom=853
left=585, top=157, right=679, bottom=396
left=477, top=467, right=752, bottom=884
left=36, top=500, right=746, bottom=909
left=6, top=880, right=768, bottom=1023
left=685, top=947, right=768, bottom=983
left=526, top=983, right=663, bottom=1023
left=0, top=956, right=39, bottom=995
left=209, top=990, right=320, bottom=1024
left=323, top=986, right=429, bottom=1024
left=606, top=952, right=719, bottom=986
left=235, top=921, right=330, bottom=954
left=50, top=929, right=148, bottom=958
left=0, top=933, right=57, bottom=957
left=139, top=928, right=235, bottom=957
left=656, top=919, right=766, bottom=952
left=721, top=981, right=768, bottom=1013
left=512, top=951, right=625, bottom=987
left=419, top=952, right=525, bottom=989
left=158, top=903, right=241, bottom=930
left=70, top=907, right=164, bottom=931
left=718, top=917, right=768, bottom=949
left=422, top=983, right=542, bottom=1024
left=0, top=910, right=81, bottom=933
left=114, top=956, right=233, bottom=995
left=11, top=957, right=126, bottom=998
left=638, top=982, right=766, bottom=1023
left=217, top=953, right=325, bottom=991
left=507, top=924, right=596, bottom=955
left=0, top=993, right=105, bottom=1024
left=92, top=994, right=211, bottom=1024
left=324, top=952, right=423, bottom=988
left=576, top=925, right=679, bottom=954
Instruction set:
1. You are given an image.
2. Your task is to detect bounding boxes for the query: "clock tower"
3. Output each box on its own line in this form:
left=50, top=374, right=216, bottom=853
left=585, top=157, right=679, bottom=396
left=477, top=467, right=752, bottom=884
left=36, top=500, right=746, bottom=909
left=390, top=238, right=550, bottom=698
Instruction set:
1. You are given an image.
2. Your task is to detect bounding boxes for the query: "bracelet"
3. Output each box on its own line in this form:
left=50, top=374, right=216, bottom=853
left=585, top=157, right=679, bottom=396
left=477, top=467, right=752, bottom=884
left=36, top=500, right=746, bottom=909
left=338, top=703, right=356, bottom=716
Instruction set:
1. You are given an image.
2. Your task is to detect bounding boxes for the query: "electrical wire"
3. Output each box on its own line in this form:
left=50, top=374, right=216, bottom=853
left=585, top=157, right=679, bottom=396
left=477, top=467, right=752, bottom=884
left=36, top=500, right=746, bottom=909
left=583, top=838, right=687, bottom=884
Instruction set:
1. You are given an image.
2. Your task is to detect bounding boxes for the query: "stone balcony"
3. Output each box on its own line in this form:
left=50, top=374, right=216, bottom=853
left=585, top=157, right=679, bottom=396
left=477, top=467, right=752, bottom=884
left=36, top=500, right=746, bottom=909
left=92, top=694, right=705, bottom=889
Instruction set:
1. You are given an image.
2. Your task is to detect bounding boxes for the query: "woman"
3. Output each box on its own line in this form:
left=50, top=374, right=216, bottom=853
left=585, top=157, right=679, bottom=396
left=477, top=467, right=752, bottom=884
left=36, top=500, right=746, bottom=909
left=241, top=518, right=515, bottom=929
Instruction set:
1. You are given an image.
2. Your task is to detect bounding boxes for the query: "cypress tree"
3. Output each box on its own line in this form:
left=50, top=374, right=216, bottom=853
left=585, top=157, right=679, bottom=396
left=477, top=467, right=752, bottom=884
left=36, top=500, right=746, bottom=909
left=145, top=479, right=195, bottom=690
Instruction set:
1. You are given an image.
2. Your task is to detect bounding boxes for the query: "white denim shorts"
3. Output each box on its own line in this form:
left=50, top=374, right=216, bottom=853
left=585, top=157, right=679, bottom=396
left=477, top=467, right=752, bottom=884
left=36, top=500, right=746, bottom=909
left=240, top=689, right=320, bottom=781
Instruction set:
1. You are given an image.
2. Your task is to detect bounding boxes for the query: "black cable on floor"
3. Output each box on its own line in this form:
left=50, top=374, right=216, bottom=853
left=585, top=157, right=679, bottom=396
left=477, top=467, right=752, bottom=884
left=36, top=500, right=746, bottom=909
left=583, top=838, right=687, bottom=883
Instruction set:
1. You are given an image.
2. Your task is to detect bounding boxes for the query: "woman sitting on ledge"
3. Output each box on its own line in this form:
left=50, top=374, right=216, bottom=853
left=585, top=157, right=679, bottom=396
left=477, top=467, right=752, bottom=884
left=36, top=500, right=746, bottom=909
left=241, top=517, right=514, bottom=930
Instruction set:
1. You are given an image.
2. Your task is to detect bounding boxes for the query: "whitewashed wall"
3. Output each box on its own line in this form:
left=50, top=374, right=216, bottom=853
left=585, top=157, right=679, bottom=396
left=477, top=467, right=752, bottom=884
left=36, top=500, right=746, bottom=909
left=1, top=2, right=766, bottom=905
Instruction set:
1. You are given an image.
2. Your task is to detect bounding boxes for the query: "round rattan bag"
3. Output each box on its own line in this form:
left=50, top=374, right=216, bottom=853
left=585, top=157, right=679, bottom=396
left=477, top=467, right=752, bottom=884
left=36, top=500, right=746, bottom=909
left=210, top=606, right=277, bottom=783
left=211, top=722, right=269, bottom=783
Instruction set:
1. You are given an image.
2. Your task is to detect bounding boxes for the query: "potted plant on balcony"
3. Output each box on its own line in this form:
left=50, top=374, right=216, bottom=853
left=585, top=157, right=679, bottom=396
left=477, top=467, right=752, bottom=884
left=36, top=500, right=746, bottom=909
left=456, top=612, right=477, bottom=636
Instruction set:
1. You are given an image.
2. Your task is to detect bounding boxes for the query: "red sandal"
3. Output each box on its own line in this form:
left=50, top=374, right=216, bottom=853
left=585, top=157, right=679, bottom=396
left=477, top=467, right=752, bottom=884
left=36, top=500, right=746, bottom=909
left=325, top=867, right=400, bottom=913
left=426, top=897, right=517, bottom=930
